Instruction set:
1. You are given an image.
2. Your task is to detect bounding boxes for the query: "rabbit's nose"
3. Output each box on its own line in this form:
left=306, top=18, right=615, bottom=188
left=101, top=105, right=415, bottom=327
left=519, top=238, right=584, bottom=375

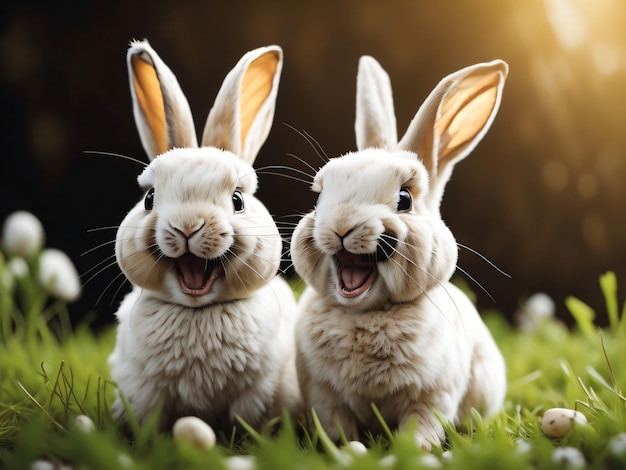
left=335, top=227, right=354, bottom=241
left=172, top=220, right=205, bottom=239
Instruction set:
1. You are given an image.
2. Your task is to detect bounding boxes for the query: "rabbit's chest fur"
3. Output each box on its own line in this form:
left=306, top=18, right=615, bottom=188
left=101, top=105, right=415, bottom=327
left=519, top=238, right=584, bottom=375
left=133, top=297, right=270, bottom=388
left=109, top=282, right=287, bottom=424
left=297, top=283, right=474, bottom=413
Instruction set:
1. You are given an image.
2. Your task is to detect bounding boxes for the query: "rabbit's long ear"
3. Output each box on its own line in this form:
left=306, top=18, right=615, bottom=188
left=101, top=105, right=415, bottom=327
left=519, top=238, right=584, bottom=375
left=355, top=56, right=398, bottom=151
left=399, top=60, right=508, bottom=210
left=127, top=40, right=197, bottom=160
left=201, top=46, right=282, bottom=165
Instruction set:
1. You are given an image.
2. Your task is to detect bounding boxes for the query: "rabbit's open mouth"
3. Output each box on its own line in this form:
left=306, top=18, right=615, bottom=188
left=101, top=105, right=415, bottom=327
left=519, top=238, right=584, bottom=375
left=176, top=253, right=223, bottom=296
left=336, top=248, right=378, bottom=298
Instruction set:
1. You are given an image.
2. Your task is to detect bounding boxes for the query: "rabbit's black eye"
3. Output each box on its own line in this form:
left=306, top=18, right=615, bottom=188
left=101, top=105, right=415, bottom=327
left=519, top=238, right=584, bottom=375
left=397, top=188, right=412, bottom=212
left=232, top=190, right=245, bottom=213
left=144, top=188, right=155, bottom=211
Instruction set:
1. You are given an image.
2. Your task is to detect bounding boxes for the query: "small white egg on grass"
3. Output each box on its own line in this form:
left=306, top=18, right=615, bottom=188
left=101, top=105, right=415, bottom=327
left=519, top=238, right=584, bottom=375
left=336, top=450, right=353, bottom=467
left=172, top=416, right=216, bottom=450
left=74, top=414, right=95, bottom=433
left=379, top=455, right=397, bottom=467
left=551, top=446, right=586, bottom=469
left=117, top=453, right=134, bottom=468
left=342, top=440, right=367, bottom=455
left=419, top=453, right=442, bottom=468
left=30, top=460, right=55, bottom=470
left=441, top=450, right=453, bottom=461
left=541, top=408, right=588, bottom=438
left=525, top=292, right=556, bottom=319
left=515, top=439, right=533, bottom=454
left=225, top=455, right=256, bottom=470
left=608, top=432, right=626, bottom=457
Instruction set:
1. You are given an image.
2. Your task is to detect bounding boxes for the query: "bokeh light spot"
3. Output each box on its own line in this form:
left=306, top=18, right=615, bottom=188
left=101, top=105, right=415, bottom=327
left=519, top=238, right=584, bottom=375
left=577, top=173, right=598, bottom=199
left=581, top=212, right=607, bottom=249
left=542, top=160, right=569, bottom=191
left=544, top=0, right=587, bottom=50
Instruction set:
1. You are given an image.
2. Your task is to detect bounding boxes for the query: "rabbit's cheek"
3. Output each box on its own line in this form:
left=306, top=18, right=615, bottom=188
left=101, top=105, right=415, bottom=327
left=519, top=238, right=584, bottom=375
left=116, top=210, right=170, bottom=292
left=312, top=226, right=342, bottom=255
left=120, top=245, right=171, bottom=293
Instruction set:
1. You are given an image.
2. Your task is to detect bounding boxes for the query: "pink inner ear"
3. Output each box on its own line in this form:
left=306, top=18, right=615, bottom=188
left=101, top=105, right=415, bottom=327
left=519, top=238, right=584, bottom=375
left=131, top=55, right=168, bottom=156
left=435, top=73, right=500, bottom=166
left=237, top=51, right=279, bottom=162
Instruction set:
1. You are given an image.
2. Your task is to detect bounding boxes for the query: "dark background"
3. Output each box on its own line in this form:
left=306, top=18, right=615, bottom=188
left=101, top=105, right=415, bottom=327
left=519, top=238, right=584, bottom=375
left=2, top=0, right=626, bottom=330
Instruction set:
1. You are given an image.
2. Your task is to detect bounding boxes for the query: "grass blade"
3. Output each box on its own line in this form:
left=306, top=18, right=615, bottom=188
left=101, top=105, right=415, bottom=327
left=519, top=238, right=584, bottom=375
left=600, top=272, right=619, bottom=330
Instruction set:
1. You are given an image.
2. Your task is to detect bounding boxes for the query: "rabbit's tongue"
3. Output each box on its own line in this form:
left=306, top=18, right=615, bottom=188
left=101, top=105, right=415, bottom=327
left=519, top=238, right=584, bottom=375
left=176, top=253, right=221, bottom=296
left=336, top=249, right=377, bottom=297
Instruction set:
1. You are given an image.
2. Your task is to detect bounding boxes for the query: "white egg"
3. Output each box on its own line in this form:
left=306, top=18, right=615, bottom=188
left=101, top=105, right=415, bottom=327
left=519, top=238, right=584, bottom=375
left=225, top=455, right=256, bottom=470
left=30, top=460, right=55, bottom=470
left=336, top=449, right=353, bottom=466
left=419, top=453, right=442, bottom=468
left=541, top=408, right=588, bottom=438
left=117, top=453, right=134, bottom=468
left=172, top=416, right=216, bottom=450
left=74, top=414, right=95, bottom=433
left=343, top=440, right=367, bottom=455
left=379, top=455, right=397, bottom=467
left=441, top=450, right=453, bottom=461
left=551, top=446, right=586, bottom=468
left=525, top=292, right=556, bottom=319
left=515, top=439, right=533, bottom=454
left=608, top=432, right=626, bottom=456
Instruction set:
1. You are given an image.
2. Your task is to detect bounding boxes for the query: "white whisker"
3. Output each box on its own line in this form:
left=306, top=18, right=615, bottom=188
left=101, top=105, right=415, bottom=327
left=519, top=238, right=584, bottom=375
left=454, top=265, right=495, bottom=303
left=255, top=165, right=315, bottom=181
left=81, top=239, right=116, bottom=257
left=457, top=242, right=511, bottom=278
left=86, top=226, right=121, bottom=232
left=96, top=270, right=130, bottom=307
left=285, top=152, right=320, bottom=175
left=83, top=150, right=147, bottom=167
left=282, top=122, right=330, bottom=163
left=221, top=254, right=251, bottom=297
left=255, top=170, right=313, bottom=186
left=81, top=253, right=118, bottom=279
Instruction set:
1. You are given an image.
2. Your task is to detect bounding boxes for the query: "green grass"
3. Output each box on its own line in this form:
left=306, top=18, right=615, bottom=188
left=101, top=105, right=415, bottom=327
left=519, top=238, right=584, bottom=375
left=2, top=268, right=626, bottom=469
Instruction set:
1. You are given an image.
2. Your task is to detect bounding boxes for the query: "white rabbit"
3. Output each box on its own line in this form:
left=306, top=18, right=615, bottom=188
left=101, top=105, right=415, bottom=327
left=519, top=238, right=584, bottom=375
left=107, top=40, right=300, bottom=434
left=291, top=56, right=508, bottom=449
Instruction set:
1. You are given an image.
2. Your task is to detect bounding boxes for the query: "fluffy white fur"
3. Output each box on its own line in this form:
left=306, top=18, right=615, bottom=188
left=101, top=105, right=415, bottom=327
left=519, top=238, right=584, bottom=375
left=291, top=57, right=508, bottom=449
left=108, top=40, right=300, bottom=433
left=109, top=275, right=299, bottom=430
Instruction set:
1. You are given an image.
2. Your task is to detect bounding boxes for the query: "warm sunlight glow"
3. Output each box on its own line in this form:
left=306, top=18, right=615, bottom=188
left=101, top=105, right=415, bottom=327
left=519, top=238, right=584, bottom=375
left=592, top=43, right=622, bottom=76
left=544, top=0, right=587, bottom=49
left=543, top=0, right=624, bottom=74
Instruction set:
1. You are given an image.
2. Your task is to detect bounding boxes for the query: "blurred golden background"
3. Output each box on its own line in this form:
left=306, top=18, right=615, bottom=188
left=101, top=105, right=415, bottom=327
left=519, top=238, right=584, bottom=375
left=2, top=0, right=626, bottom=328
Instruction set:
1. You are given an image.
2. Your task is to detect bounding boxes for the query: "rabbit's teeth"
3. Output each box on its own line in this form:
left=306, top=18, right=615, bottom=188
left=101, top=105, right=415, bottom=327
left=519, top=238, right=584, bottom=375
left=336, top=249, right=378, bottom=298
left=176, top=253, right=222, bottom=296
